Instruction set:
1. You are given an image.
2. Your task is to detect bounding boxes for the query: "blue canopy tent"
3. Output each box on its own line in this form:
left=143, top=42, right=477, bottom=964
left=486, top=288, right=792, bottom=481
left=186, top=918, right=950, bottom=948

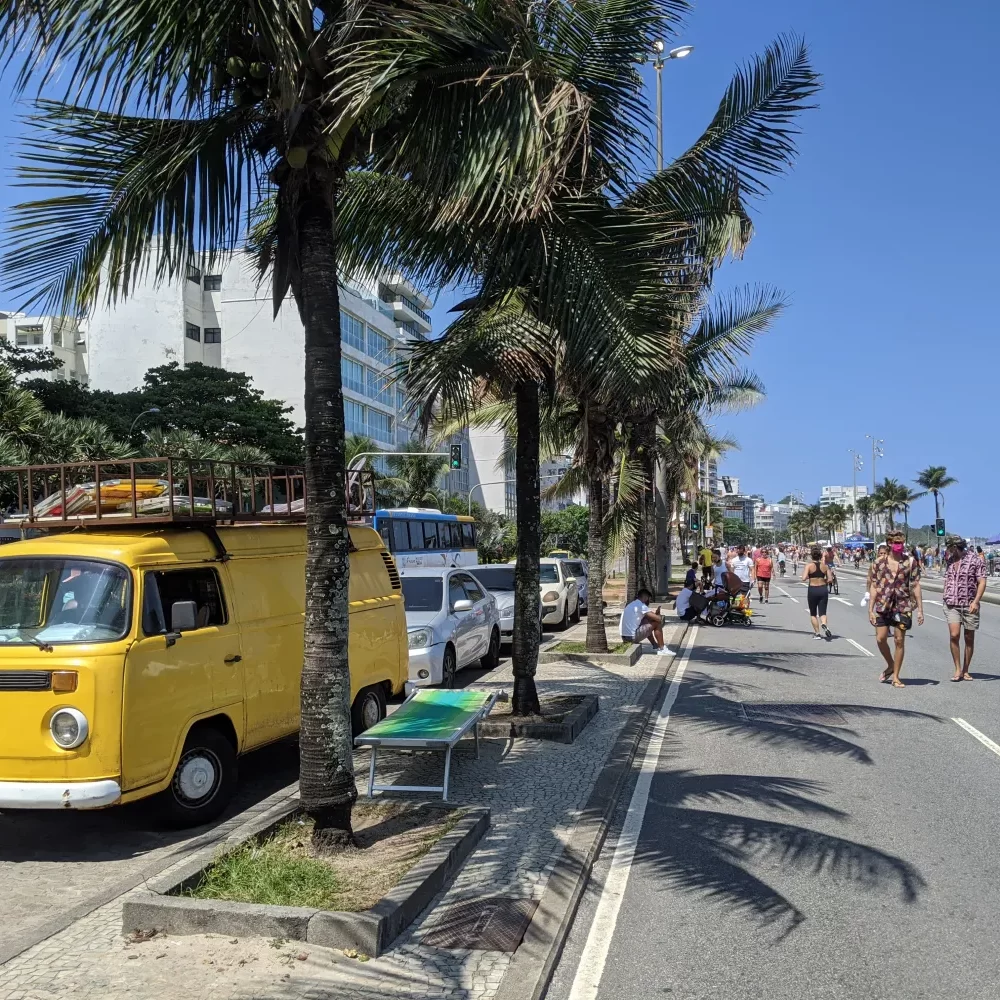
left=987, top=534, right=1000, bottom=546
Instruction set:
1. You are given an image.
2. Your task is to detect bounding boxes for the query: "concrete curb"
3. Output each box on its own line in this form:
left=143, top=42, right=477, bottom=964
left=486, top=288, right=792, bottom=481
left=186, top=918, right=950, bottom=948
left=478, top=694, right=599, bottom=745
left=837, top=566, right=1000, bottom=607
left=122, top=806, right=490, bottom=957
left=538, top=645, right=641, bottom=667
left=493, top=620, right=694, bottom=1000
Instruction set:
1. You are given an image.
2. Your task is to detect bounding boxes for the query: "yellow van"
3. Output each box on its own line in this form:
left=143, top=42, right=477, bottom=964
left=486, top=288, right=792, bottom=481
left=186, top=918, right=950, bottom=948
left=0, top=523, right=406, bottom=825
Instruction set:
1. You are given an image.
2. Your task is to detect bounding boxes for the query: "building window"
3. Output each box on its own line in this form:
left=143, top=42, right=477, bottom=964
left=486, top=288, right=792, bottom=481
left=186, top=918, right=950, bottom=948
left=52, top=327, right=62, bottom=348
left=340, top=310, right=365, bottom=353
left=341, top=357, right=365, bottom=395
left=15, top=325, right=44, bottom=346
left=203, top=275, right=222, bottom=291
left=366, top=329, right=393, bottom=366
left=186, top=264, right=201, bottom=285
left=367, top=408, right=393, bottom=443
left=398, top=319, right=422, bottom=339
left=344, top=399, right=366, bottom=437
left=203, top=328, right=221, bottom=344
left=366, top=369, right=393, bottom=406
left=185, top=323, right=201, bottom=342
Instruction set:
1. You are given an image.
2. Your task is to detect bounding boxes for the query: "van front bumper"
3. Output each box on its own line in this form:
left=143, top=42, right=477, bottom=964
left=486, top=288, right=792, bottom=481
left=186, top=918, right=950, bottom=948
left=0, top=779, right=121, bottom=810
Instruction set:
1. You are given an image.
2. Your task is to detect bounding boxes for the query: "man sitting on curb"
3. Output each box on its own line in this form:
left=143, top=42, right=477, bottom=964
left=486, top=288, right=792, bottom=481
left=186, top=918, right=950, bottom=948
left=675, top=579, right=709, bottom=622
left=620, top=588, right=676, bottom=656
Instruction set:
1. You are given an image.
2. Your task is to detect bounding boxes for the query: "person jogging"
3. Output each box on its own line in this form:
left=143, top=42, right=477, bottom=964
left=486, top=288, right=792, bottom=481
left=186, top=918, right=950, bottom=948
left=802, top=546, right=834, bottom=640
left=755, top=548, right=774, bottom=603
left=869, top=530, right=924, bottom=687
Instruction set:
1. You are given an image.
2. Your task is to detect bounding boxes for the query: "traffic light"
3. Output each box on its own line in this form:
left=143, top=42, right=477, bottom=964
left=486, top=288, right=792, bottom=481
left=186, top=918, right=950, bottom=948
left=689, top=511, right=701, bottom=533
left=936, top=518, right=946, bottom=537
left=449, top=444, right=463, bottom=470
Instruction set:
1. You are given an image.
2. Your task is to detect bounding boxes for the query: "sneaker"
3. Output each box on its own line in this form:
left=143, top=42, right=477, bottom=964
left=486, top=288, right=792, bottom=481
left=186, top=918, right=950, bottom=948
left=813, top=632, right=823, bottom=640
left=822, top=624, right=832, bottom=639
left=656, top=646, right=676, bottom=657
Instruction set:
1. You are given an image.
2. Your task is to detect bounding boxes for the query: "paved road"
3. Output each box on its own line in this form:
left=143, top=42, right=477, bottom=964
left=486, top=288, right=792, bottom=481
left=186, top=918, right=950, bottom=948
left=547, top=581, right=1000, bottom=1000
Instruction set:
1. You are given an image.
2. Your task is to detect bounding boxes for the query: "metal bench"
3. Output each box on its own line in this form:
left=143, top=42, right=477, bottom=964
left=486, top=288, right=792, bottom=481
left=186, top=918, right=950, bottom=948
left=354, top=688, right=506, bottom=801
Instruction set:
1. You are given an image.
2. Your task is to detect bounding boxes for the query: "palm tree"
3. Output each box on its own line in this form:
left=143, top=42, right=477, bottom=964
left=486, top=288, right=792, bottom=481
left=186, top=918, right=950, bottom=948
left=384, top=444, right=448, bottom=508
left=914, top=465, right=957, bottom=534
left=1, top=1, right=645, bottom=846
left=819, top=503, right=847, bottom=544
left=872, top=479, right=921, bottom=533
left=855, top=495, right=875, bottom=537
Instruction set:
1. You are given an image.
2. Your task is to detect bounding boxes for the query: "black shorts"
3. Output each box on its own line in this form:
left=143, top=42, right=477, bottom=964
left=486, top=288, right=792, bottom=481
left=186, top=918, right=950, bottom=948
left=874, top=614, right=908, bottom=631
left=807, top=585, right=829, bottom=617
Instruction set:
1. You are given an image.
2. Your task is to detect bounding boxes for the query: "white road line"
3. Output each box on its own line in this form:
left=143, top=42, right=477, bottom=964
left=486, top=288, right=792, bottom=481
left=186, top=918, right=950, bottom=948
left=844, top=637, right=874, bottom=657
left=953, top=718, right=1000, bottom=759
left=567, top=626, right=699, bottom=1000
left=925, top=599, right=941, bottom=606
left=926, top=613, right=947, bottom=623
left=832, top=597, right=853, bottom=606
left=777, top=587, right=799, bottom=604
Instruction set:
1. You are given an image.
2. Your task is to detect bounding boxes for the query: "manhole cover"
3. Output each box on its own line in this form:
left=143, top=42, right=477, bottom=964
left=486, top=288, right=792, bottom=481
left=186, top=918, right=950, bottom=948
left=421, top=897, right=538, bottom=951
left=741, top=703, right=848, bottom=727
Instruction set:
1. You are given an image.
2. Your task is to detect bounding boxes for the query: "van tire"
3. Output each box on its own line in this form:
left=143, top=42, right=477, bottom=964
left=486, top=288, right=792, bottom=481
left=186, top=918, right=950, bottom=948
left=442, top=645, right=457, bottom=689
left=160, top=726, right=237, bottom=828
left=352, top=684, right=387, bottom=735
left=481, top=628, right=501, bottom=671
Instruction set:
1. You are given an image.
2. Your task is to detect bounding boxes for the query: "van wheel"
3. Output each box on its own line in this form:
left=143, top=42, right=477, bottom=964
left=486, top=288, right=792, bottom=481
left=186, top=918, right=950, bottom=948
left=441, top=645, right=457, bottom=689
left=160, top=726, right=237, bottom=828
left=352, top=685, right=387, bottom=735
left=481, top=628, right=501, bottom=671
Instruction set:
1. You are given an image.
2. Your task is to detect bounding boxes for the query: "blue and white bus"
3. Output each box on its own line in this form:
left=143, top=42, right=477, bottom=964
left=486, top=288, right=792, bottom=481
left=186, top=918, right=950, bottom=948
left=372, top=508, right=479, bottom=569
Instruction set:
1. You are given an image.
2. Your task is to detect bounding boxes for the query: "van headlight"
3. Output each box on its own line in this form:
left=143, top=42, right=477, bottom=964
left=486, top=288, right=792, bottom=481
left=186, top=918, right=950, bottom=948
left=542, top=591, right=560, bottom=603
left=408, top=629, right=432, bottom=650
left=50, top=708, right=88, bottom=749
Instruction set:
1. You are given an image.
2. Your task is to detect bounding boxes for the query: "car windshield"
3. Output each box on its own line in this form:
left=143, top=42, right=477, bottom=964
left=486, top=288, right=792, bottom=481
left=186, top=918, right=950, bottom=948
left=0, top=557, right=131, bottom=645
left=401, top=577, right=444, bottom=612
left=539, top=565, right=559, bottom=583
left=472, top=567, right=516, bottom=592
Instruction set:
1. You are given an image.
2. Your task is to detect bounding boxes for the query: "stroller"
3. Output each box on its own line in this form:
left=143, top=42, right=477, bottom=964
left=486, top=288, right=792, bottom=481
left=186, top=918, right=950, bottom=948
left=706, top=572, right=754, bottom=627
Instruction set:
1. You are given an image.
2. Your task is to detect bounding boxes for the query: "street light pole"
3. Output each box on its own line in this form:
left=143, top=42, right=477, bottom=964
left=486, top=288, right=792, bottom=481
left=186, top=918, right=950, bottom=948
left=128, top=407, right=161, bottom=436
left=468, top=475, right=563, bottom=516
left=848, top=449, right=863, bottom=533
left=650, top=42, right=694, bottom=172
left=865, top=435, right=884, bottom=538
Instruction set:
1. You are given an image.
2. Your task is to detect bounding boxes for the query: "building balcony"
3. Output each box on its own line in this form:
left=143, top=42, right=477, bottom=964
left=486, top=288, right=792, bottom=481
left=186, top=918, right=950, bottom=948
left=378, top=286, right=432, bottom=332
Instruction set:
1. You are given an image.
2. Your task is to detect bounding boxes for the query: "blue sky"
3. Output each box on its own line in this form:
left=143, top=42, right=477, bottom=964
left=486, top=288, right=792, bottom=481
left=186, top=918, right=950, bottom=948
left=0, top=1, right=995, bottom=533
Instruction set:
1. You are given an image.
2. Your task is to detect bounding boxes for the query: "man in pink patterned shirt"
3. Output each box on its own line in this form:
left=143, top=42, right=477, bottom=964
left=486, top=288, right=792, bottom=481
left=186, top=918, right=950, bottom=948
left=943, top=535, right=987, bottom=682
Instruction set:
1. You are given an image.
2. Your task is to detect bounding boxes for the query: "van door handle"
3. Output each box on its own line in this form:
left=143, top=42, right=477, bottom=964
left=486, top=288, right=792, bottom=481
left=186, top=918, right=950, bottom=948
left=224, top=654, right=242, bottom=663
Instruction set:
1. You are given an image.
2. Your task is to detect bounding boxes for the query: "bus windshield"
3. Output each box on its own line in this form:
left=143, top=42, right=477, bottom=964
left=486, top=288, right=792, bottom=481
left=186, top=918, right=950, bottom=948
left=0, top=558, right=131, bottom=645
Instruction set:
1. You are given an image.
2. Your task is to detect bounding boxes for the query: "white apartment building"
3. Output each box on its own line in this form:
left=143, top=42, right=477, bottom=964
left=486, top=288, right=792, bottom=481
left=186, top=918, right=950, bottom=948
left=698, top=457, right=719, bottom=497
left=718, top=474, right=740, bottom=497
left=0, top=313, right=88, bottom=383
left=80, top=254, right=432, bottom=453
left=820, top=485, right=868, bottom=508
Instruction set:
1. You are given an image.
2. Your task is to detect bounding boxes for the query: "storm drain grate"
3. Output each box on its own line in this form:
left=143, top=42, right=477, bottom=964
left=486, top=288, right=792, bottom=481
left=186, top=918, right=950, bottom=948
left=741, top=703, right=849, bottom=727
left=421, top=897, right=538, bottom=952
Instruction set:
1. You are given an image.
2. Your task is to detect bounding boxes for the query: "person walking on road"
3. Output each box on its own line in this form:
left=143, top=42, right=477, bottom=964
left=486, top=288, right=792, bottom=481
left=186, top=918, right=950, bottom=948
left=802, top=546, right=834, bottom=640
left=869, top=530, right=924, bottom=687
left=728, top=545, right=755, bottom=598
left=755, top=548, right=774, bottom=603
left=698, top=544, right=713, bottom=586
left=943, top=535, right=986, bottom=682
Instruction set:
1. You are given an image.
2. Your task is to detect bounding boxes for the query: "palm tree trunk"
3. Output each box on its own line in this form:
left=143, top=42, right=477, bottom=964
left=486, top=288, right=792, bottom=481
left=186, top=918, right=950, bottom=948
left=511, top=381, right=541, bottom=716
left=296, top=191, right=356, bottom=851
left=585, top=467, right=609, bottom=653
left=638, top=419, right=657, bottom=594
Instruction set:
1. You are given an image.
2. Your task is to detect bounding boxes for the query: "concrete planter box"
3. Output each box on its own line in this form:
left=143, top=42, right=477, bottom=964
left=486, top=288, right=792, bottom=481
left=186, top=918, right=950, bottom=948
left=478, top=694, right=599, bottom=745
left=538, top=644, right=641, bottom=667
left=122, top=799, right=489, bottom=958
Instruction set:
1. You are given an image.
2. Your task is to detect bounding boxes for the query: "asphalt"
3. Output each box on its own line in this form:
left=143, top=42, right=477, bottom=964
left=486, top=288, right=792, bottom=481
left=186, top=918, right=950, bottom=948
left=546, top=573, right=1000, bottom=1000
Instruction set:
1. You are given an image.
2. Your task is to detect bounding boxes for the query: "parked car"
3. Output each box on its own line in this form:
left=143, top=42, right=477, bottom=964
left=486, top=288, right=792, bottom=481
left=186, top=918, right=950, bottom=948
left=558, top=558, right=589, bottom=615
left=470, top=564, right=545, bottom=644
left=400, top=567, right=501, bottom=688
left=539, top=558, right=580, bottom=630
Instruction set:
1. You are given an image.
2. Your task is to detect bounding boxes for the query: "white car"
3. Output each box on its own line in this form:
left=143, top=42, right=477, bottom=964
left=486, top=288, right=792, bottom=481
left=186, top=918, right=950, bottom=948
left=472, top=564, right=545, bottom=645
left=539, top=558, right=580, bottom=630
left=400, top=567, right=502, bottom=688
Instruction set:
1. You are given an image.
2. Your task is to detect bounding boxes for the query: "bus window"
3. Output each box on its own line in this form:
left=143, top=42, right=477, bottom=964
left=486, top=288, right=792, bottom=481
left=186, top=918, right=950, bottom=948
left=408, top=520, right=425, bottom=551
left=377, top=522, right=391, bottom=550
left=422, top=521, right=439, bottom=550
left=461, top=523, right=476, bottom=549
left=392, top=518, right=410, bottom=553
left=438, top=522, right=455, bottom=548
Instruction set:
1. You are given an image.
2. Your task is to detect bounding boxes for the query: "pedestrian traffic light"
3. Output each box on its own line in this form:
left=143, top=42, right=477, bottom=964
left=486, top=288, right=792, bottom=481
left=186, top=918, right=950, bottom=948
left=449, top=445, right=463, bottom=470
left=936, top=518, right=946, bottom=537
left=689, top=511, right=701, bottom=533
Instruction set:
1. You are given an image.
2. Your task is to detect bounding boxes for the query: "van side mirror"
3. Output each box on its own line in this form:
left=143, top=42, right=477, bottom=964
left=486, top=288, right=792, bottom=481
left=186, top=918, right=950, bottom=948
left=170, top=601, right=198, bottom=632
left=452, top=598, right=474, bottom=613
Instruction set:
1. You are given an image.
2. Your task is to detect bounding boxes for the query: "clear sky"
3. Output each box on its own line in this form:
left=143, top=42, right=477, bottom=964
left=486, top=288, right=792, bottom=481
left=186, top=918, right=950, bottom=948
left=0, top=1, right=995, bottom=534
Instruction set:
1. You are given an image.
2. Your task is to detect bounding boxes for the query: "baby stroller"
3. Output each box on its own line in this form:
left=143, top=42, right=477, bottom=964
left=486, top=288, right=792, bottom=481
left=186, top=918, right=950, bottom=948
left=707, top=572, right=754, bottom=627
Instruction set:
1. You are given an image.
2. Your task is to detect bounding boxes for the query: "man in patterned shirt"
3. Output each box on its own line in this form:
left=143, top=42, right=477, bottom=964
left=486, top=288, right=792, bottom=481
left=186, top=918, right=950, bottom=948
left=943, top=535, right=987, bottom=682
left=868, top=530, right=924, bottom=687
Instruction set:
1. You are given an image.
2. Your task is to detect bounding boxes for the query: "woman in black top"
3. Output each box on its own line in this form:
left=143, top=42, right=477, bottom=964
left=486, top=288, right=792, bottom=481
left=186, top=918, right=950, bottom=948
left=801, top=546, right=833, bottom=640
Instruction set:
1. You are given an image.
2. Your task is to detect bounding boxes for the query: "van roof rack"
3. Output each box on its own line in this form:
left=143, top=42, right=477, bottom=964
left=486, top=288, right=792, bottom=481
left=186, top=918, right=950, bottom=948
left=0, top=459, right=376, bottom=529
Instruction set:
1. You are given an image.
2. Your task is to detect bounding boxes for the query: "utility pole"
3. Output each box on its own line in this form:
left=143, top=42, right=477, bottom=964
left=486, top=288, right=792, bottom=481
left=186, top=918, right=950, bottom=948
left=865, top=435, right=884, bottom=537
left=848, top=449, right=863, bottom=533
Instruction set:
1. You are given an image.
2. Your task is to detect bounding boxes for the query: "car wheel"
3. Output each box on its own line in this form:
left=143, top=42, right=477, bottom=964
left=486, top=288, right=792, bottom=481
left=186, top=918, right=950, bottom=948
left=579, top=597, right=588, bottom=617
left=442, top=645, right=458, bottom=689
left=159, top=725, right=237, bottom=828
left=481, top=627, right=501, bottom=671
left=570, top=597, right=581, bottom=624
left=351, top=684, right=386, bottom=735
left=557, top=600, right=570, bottom=630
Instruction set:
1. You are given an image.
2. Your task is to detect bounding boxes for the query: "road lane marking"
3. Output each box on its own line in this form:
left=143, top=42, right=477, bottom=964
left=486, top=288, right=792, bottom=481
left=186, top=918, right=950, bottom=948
left=567, top=626, right=699, bottom=1000
left=926, top=613, right=947, bottom=622
left=925, top=599, right=941, bottom=606
left=777, top=587, right=799, bottom=604
left=953, top=718, right=1000, bottom=759
left=832, top=597, right=853, bottom=606
left=844, top=637, right=874, bottom=657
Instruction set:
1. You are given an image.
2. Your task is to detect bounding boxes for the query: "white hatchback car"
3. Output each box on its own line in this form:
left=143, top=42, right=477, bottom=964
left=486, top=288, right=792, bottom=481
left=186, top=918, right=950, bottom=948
left=539, top=558, right=580, bottom=630
left=400, top=567, right=502, bottom=688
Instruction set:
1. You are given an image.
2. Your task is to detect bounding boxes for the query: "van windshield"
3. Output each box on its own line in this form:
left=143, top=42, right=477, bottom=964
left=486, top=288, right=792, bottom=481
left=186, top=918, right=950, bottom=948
left=0, top=558, right=131, bottom=645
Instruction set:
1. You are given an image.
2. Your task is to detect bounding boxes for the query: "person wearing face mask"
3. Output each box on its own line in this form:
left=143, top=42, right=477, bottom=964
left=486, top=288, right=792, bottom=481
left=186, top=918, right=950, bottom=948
left=869, top=531, right=924, bottom=687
